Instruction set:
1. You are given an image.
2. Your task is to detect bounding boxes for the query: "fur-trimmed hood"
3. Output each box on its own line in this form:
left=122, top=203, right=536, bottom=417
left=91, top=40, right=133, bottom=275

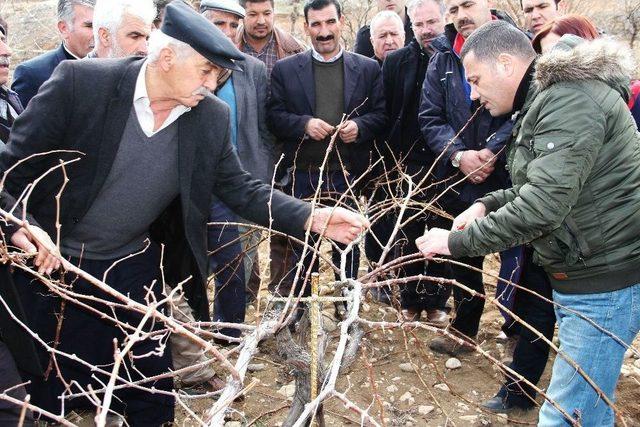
left=534, top=36, right=636, bottom=99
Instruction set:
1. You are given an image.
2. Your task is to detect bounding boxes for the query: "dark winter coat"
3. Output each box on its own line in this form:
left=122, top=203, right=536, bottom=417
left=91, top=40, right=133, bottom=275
left=418, top=12, right=517, bottom=213
left=381, top=38, right=433, bottom=167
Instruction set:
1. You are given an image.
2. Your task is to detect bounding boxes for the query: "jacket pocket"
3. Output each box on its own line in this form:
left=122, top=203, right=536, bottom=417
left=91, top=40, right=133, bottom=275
left=531, top=221, right=586, bottom=269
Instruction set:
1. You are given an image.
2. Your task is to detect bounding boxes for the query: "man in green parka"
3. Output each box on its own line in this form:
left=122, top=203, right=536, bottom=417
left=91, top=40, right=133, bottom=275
left=416, top=21, right=640, bottom=426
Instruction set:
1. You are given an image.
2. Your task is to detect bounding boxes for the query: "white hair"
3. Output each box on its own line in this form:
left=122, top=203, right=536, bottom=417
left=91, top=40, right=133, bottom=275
left=147, top=30, right=196, bottom=63
left=370, top=10, right=404, bottom=37
left=92, top=0, right=156, bottom=44
left=406, top=0, right=445, bottom=19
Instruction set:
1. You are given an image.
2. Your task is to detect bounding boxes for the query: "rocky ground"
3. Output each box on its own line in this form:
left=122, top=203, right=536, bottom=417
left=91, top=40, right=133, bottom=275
left=174, top=254, right=640, bottom=426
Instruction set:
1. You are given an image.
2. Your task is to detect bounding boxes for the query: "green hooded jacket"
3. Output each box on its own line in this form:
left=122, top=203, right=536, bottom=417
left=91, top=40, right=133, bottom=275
left=448, top=37, right=640, bottom=294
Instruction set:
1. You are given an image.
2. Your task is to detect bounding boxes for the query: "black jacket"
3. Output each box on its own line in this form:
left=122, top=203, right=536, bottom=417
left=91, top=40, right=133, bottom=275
left=268, top=50, right=386, bottom=177
left=353, top=11, right=414, bottom=58
left=0, top=58, right=311, bottom=325
left=418, top=12, right=516, bottom=212
left=381, top=39, right=433, bottom=166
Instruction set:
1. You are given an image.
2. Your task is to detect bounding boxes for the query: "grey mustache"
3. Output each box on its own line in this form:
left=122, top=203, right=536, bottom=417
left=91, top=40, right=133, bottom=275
left=192, top=87, right=209, bottom=96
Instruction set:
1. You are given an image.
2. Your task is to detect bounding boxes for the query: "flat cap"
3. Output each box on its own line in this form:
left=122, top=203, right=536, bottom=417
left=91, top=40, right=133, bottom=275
left=161, top=0, right=244, bottom=70
left=0, top=25, right=5, bottom=37
left=200, top=0, right=245, bottom=18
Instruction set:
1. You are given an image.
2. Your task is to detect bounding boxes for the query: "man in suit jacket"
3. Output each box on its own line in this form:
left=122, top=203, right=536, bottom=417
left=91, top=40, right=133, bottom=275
left=201, top=0, right=275, bottom=345
left=0, top=16, right=38, bottom=425
left=11, top=0, right=96, bottom=106
left=1, top=3, right=367, bottom=423
left=268, top=0, right=385, bottom=300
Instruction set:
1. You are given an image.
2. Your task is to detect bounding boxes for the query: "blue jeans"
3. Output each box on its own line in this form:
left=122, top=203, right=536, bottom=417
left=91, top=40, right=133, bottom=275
left=538, top=284, right=640, bottom=426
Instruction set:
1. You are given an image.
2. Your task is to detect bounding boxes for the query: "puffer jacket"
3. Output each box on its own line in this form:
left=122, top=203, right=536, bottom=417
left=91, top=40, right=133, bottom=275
left=449, top=38, right=640, bottom=294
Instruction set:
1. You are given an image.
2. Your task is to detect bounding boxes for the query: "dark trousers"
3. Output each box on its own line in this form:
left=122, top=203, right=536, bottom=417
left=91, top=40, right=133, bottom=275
left=398, top=213, right=450, bottom=310
left=497, top=246, right=525, bottom=336
left=15, top=245, right=174, bottom=425
left=499, top=250, right=555, bottom=406
left=268, top=234, right=296, bottom=295
left=285, top=170, right=360, bottom=297
left=0, top=340, right=33, bottom=426
left=450, top=255, right=486, bottom=337
left=365, top=162, right=450, bottom=310
left=208, top=199, right=246, bottom=339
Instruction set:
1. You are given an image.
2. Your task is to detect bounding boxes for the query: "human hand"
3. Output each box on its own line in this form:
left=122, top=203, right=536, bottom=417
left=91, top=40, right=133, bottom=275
left=305, top=118, right=335, bottom=141
left=452, top=202, right=486, bottom=231
left=338, top=120, right=359, bottom=143
left=10, top=226, right=61, bottom=275
left=415, top=228, right=451, bottom=259
left=459, top=150, right=494, bottom=184
left=306, top=206, right=370, bottom=244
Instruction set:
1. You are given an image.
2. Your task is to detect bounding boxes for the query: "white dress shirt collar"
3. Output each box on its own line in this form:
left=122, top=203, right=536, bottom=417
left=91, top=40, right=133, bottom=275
left=133, top=60, right=191, bottom=137
left=311, top=46, right=343, bottom=63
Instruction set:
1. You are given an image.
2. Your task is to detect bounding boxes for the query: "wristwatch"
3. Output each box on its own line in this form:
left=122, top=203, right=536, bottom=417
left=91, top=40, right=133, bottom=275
left=451, top=151, right=464, bottom=168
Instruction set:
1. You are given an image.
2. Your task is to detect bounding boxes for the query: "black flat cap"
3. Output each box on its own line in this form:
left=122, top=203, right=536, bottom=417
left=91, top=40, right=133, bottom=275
left=161, top=0, right=244, bottom=71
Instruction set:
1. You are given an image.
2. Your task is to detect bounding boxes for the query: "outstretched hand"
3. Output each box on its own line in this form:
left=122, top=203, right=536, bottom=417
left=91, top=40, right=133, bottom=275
left=415, top=228, right=451, bottom=259
left=306, top=206, right=370, bottom=244
left=10, top=225, right=61, bottom=275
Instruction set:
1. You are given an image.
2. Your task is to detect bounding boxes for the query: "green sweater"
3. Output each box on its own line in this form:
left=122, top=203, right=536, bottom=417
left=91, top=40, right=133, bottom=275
left=296, top=56, right=345, bottom=171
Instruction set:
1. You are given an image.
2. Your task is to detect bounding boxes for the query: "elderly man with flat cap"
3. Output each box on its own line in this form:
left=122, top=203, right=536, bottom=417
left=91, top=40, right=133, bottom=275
left=0, top=1, right=367, bottom=424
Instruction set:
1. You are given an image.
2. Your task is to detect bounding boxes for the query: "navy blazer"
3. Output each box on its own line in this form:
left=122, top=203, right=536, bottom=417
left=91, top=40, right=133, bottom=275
left=268, top=50, right=386, bottom=175
left=11, top=44, right=68, bottom=107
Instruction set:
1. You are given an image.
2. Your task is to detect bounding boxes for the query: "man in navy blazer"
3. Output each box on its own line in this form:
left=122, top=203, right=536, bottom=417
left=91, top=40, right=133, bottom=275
left=268, top=0, right=386, bottom=300
left=11, top=0, right=95, bottom=106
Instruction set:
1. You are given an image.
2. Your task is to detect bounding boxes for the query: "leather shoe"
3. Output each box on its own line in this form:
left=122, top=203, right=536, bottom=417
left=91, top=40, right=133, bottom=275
left=429, top=333, right=476, bottom=356
left=426, top=309, right=448, bottom=327
left=401, top=308, right=421, bottom=322
left=482, top=395, right=516, bottom=413
left=482, top=394, right=533, bottom=413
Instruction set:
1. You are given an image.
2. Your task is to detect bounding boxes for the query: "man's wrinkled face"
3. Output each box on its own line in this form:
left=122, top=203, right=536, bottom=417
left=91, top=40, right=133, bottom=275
left=371, top=18, right=405, bottom=60
left=376, top=0, right=406, bottom=14
left=463, top=51, right=516, bottom=116
left=166, top=51, right=222, bottom=107
left=444, top=0, right=492, bottom=38
left=304, top=4, right=343, bottom=58
left=0, top=31, right=11, bottom=86
left=60, top=4, right=94, bottom=57
left=410, top=1, right=445, bottom=50
left=244, top=1, right=274, bottom=41
left=204, top=10, right=241, bottom=41
left=523, top=0, right=559, bottom=35
left=110, top=13, right=151, bottom=57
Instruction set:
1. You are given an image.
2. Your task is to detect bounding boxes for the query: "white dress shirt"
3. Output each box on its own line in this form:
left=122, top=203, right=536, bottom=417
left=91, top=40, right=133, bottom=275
left=133, top=61, right=191, bottom=137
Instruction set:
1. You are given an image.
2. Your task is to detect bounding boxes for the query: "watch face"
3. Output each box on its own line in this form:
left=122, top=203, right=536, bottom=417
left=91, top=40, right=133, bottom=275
left=452, top=152, right=463, bottom=168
